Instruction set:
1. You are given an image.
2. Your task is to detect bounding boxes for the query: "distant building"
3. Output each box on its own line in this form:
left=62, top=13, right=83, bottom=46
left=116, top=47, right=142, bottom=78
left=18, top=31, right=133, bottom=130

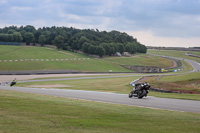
left=115, top=52, right=122, bottom=57
left=123, top=52, right=132, bottom=57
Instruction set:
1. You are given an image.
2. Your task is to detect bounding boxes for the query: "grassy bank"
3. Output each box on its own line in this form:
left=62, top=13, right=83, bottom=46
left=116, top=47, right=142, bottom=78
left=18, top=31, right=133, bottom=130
left=0, top=45, right=174, bottom=72
left=1, top=90, right=200, bottom=133
left=18, top=76, right=139, bottom=94
left=0, top=59, right=132, bottom=72
left=104, top=54, right=173, bottom=68
left=148, top=49, right=200, bottom=63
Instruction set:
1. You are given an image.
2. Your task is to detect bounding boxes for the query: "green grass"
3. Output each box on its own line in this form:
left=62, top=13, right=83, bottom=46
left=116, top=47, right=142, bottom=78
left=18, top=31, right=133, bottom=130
left=18, top=76, right=140, bottom=94
left=148, top=49, right=200, bottom=63
left=188, top=51, right=200, bottom=56
left=0, top=45, right=177, bottom=72
left=1, top=90, right=200, bottom=133
left=160, top=72, right=200, bottom=82
left=0, top=45, right=75, bottom=60
left=147, top=72, right=200, bottom=96
left=104, top=54, right=173, bottom=68
left=180, top=60, right=194, bottom=72
left=0, top=45, right=133, bottom=72
left=149, top=92, right=200, bottom=101
left=17, top=76, right=200, bottom=100
left=0, top=59, right=132, bottom=72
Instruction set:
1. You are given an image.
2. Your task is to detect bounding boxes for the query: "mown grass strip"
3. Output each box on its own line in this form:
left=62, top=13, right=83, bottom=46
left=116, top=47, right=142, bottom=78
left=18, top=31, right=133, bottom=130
left=0, top=90, right=200, bottom=133
left=148, top=49, right=200, bottom=63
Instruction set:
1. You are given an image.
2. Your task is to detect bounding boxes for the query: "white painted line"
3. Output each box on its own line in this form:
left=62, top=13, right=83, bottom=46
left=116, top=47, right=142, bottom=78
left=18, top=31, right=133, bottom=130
left=0, top=58, right=94, bottom=62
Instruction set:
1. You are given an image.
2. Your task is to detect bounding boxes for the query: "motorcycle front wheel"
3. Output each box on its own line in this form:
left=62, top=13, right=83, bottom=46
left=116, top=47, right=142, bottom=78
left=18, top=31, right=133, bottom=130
left=128, top=92, right=133, bottom=98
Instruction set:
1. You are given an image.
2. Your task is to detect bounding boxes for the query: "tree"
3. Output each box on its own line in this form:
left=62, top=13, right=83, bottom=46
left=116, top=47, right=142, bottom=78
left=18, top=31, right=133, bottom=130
left=38, top=35, right=46, bottom=46
left=53, top=35, right=64, bottom=50
left=0, top=25, right=147, bottom=53
left=78, top=36, right=89, bottom=46
left=82, top=42, right=90, bottom=53
left=13, top=32, right=23, bottom=42
left=20, top=30, right=27, bottom=42
left=0, top=34, right=8, bottom=42
left=88, top=45, right=97, bottom=55
left=115, top=43, right=125, bottom=54
left=25, top=32, right=35, bottom=45
left=7, top=29, right=16, bottom=34
left=24, top=25, right=36, bottom=33
left=97, top=46, right=105, bottom=57
left=100, top=43, right=112, bottom=55
left=125, top=42, right=137, bottom=54
left=7, top=34, right=13, bottom=42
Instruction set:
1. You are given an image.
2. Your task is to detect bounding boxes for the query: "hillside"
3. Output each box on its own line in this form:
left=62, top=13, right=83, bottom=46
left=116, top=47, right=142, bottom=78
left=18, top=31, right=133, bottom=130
left=0, top=45, right=173, bottom=72
left=0, top=25, right=147, bottom=57
left=148, top=49, right=200, bottom=63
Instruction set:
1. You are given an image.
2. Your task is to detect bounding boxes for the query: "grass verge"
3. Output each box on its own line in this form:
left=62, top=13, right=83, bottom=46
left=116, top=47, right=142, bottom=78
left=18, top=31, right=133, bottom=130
left=17, top=76, right=200, bottom=100
left=148, top=49, right=200, bottom=63
left=18, top=76, right=140, bottom=94
left=0, top=90, right=200, bottom=133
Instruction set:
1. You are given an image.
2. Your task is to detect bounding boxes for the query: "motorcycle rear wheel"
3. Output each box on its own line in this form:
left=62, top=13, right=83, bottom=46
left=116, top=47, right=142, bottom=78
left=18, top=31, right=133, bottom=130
left=138, top=90, right=146, bottom=99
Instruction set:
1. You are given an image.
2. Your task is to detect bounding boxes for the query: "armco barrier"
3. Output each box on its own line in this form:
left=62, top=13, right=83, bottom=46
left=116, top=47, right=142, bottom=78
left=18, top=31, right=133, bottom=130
left=150, top=88, right=184, bottom=94
left=0, top=70, right=81, bottom=75
left=0, top=42, right=21, bottom=46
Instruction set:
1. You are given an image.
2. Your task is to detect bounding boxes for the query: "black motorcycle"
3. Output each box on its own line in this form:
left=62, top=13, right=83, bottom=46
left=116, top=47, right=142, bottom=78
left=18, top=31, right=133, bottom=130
left=129, top=82, right=150, bottom=99
left=10, top=78, right=17, bottom=87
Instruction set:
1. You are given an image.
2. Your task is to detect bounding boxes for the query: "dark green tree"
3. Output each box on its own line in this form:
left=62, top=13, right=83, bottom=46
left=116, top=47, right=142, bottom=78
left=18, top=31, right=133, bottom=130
left=88, top=45, right=97, bottom=55
left=82, top=42, right=90, bottom=53
left=25, top=32, right=35, bottom=45
left=53, top=35, right=64, bottom=50
left=38, top=35, right=46, bottom=46
left=97, top=46, right=105, bottom=57
left=125, top=42, right=137, bottom=54
left=13, top=32, right=23, bottom=42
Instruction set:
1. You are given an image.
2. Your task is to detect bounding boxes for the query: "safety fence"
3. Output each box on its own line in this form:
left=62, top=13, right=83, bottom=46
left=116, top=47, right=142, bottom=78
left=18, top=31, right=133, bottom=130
left=0, top=42, right=21, bottom=46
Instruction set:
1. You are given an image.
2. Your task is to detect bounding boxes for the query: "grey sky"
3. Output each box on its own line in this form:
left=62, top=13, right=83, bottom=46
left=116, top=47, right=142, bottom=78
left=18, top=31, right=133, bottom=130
left=0, top=0, right=200, bottom=47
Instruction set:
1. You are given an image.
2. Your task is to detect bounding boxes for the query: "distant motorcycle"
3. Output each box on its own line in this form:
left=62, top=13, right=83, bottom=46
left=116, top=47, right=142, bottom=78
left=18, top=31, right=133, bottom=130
left=129, top=82, right=150, bottom=99
left=10, top=78, right=17, bottom=87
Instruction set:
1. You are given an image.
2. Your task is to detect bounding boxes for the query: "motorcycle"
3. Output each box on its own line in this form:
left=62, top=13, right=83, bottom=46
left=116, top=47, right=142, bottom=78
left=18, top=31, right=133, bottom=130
left=10, top=78, right=17, bottom=87
left=129, top=82, right=150, bottom=99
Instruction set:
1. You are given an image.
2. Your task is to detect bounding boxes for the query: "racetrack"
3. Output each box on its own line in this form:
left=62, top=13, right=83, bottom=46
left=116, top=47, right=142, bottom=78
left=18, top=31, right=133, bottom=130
left=0, top=53, right=200, bottom=113
left=0, top=86, right=200, bottom=113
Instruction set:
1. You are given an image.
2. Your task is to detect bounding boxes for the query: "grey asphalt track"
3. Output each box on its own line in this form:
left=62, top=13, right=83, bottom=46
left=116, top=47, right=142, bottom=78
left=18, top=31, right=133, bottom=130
left=0, top=53, right=200, bottom=113
left=0, top=86, right=200, bottom=113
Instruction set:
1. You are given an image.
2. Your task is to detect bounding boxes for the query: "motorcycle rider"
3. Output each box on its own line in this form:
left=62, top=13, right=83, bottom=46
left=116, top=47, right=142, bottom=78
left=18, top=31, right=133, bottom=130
left=10, top=78, right=17, bottom=87
left=132, top=82, right=150, bottom=94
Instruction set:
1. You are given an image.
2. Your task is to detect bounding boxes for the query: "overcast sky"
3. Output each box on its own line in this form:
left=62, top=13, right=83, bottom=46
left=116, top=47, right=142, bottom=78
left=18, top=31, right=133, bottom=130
left=0, top=0, right=200, bottom=47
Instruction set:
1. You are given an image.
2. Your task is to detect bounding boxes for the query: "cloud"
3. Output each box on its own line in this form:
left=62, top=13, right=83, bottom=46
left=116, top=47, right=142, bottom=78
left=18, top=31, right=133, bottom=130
left=127, top=30, right=200, bottom=47
left=0, top=0, right=199, bottom=47
left=0, top=0, right=7, bottom=3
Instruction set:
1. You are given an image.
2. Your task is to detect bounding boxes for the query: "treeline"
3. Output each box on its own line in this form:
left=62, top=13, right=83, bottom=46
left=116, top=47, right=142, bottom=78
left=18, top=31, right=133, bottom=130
left=0, top=25, right=147, bottom=57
